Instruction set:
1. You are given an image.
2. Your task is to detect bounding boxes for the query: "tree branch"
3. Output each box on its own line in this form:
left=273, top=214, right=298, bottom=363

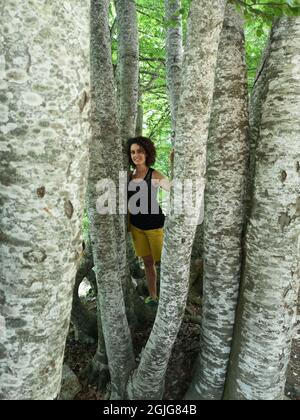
left=140, top=56, right=166, bottom=64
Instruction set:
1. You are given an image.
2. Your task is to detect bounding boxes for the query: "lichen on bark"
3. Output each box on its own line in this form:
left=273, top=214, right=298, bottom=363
left=224, top=17, right=300, bottom=401
left=0, top=0, right=90, bottom=400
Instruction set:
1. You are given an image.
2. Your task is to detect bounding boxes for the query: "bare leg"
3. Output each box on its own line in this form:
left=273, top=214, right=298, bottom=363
left=142, top=255, right=157, bottom=299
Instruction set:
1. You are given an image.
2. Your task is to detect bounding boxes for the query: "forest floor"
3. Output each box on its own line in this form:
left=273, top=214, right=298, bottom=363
left=64, top=285, right=300, bottom=401
left=64, top=298, right=200, bottom=400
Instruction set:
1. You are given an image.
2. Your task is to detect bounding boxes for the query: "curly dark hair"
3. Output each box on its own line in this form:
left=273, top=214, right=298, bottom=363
left=126, top=136, right=156, bottom=168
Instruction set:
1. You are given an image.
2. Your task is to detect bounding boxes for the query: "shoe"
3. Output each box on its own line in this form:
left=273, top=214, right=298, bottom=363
left=144, top=296, right=158, bottom=307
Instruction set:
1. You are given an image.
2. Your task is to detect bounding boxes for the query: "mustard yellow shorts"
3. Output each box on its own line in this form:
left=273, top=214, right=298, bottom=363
left=130, top=224, right=164, bottom=263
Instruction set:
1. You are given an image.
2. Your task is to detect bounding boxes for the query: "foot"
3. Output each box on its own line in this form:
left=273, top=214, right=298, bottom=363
left=144, top=296, right=159, bottom=307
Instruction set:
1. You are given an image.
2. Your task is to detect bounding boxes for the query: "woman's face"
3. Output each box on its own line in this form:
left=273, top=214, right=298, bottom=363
left=130, top=143, right=146, bottom=166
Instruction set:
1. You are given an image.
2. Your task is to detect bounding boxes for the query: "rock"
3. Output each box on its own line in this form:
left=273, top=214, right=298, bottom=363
left=59, top=364, right=82, bottom=400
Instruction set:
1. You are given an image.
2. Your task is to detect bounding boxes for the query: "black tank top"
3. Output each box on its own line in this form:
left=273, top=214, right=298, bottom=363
left=128, top=167, right=165, bottom=230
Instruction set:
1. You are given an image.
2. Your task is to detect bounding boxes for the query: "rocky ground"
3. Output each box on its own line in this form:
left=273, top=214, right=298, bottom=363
left=63, top=290, right=300, bottom=401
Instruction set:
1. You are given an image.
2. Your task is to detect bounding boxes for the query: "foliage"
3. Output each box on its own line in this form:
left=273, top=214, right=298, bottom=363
left=84, top=0, right=300, bottom=227
left=245, top=17, right=270, bottom=90
left=135, top=0, right=191, bottom=175
left=231, top=0, right=300, bottom=23
left=136, top=0, right=171, bottom=175
left=106, top=0, right=300, bottom=171
left=232, top=1, right=300, bottom=92
left=136, top=0, right=300, bottom=170
left=109, top=1, right=300, bottom=174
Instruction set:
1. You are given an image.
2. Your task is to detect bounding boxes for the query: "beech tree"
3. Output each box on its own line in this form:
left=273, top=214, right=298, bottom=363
left=1, top=0, right=299, bottom=401
left=87, top=0, right=135, bottom=399
left=86, top=0, right=227, bottom=400
left=0, top=1, right=90, bottom=399
left=224, top=16, right=300, bottom=400
left=114, top=0, right=144, bottom=310
left=80, top=0, right=141, bottom=393
left=115, top=0, right=139, bottom=151
left=186, top=2, right=249, bottom=400
left=165, top=0, right=183, bottom=136
left=127, top=0, right=227, bottom=399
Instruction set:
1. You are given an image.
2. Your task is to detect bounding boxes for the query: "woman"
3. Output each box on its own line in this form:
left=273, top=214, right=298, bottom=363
left=127, top=136, right=170, bottom=306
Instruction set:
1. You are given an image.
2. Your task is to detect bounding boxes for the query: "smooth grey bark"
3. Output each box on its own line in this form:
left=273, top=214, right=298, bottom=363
left=224, top=17, right=300, bottom=401
left=115, top=0, right=143, bottom=290
left=88, top=0, right=134, bottom=400
left=245, top=36, right=272, bottom=221
left=115, top=0, right=139, bottom=150
left=185, top=4, right=249, bottom=400
left=0, top=1, right=90, bottom=399
left=165, top=0, right=183, bottom=137
left=127, top=0, right=227, bottom=400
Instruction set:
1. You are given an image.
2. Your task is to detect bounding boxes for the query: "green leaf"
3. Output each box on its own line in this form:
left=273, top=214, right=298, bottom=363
left=270, top=7, right=283, bottom=17
left=289, top=6, right=300, bottom=15
left=173, top=7, right=185, bottom=17
left=256, top=28, right=264, bottom=37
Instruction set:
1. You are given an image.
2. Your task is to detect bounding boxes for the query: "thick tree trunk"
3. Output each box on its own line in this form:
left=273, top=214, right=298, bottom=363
left=0, top=1, right=90, bottom=399
left=224, top=17, right=300, bottom=401
left=127, top=0, right=227, bottom=400
left=88, top=0, right=134, bottom=400
left=245, top=37, right=272, bottom=221
left=185, top=4, right=249, bottom=400
left=165, top=0, right=183, bottom=137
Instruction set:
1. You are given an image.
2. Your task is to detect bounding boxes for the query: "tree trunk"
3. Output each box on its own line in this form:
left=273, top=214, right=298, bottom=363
left=185, top=4, right=249, bottom=400
left=0, top=1, right=90, bottom=399
left=115, top=0, right=143, bottom=309
left=135, top=86, right=143, bottom=137
left=79, top=300, right=110, bottom=393
left=245, top=36, right=272, bottom=221
left=224, top=17, right=300, bottom=401
left=71, top=240, right=97, bottom=343
left=127, top=0, right=227, bottom=400
left=115, top=0, right=139, bottom=146
left=88, top=0, right=134, bottom=400
left=165, top=0, right=183, bottom=138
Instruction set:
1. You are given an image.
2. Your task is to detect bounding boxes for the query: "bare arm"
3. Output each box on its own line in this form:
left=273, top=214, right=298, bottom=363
left=152, top=170, right=171, bottom=192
